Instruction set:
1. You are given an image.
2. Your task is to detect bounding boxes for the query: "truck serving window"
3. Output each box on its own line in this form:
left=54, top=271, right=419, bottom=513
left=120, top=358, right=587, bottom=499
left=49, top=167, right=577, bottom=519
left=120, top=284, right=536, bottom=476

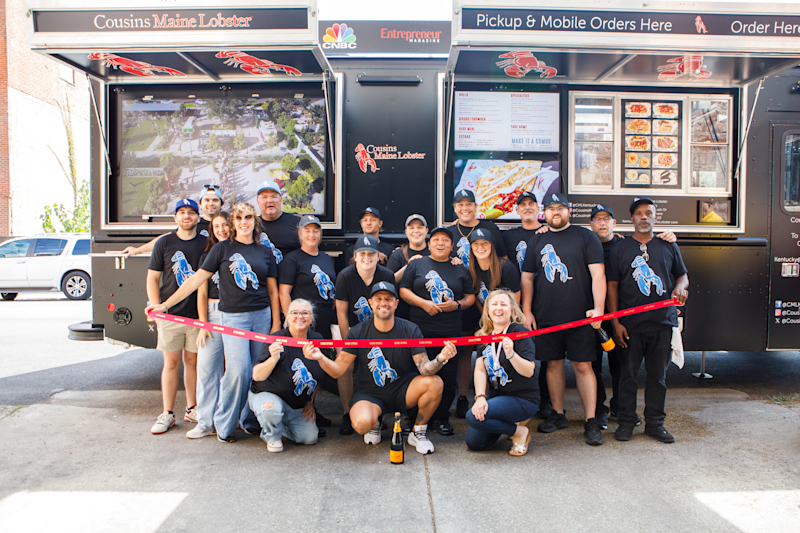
left=785, top=134, right=800, bottom=212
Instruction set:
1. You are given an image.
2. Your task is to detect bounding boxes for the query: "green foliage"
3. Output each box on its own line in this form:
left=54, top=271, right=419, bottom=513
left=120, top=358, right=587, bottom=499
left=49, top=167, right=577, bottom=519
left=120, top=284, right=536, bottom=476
left=265, top=132, right=277, bottom=149
left=206, top=98, right=246, bottom=126
left=286, top=135, right=298, bottom=149
left=233, top=133, right=246, bottom=152
left=207, top=134, right=220, bottom=153
left=160, top=152, right=176, bottom=174
left=281, top=154, right=297, bottom=172
left=40, top=181, right=90, bottom=233
left=286, top=173, right=311, bottom=209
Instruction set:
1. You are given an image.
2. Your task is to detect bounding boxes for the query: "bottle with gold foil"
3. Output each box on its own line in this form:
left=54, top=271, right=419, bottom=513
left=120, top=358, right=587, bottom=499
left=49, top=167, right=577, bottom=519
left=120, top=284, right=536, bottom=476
left=390, top=412, right=404, bottom=464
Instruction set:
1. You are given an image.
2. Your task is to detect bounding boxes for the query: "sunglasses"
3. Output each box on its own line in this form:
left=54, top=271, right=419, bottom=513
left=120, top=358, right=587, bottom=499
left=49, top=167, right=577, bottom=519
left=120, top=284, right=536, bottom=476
left=639, top=243, right=650, bottom=262
left=234, top=214, right=254, bottom=221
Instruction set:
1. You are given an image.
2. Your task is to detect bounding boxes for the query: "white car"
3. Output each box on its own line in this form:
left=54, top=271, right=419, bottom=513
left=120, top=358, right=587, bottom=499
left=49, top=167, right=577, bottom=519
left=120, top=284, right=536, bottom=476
left=0, top=234, right=92, bottom=300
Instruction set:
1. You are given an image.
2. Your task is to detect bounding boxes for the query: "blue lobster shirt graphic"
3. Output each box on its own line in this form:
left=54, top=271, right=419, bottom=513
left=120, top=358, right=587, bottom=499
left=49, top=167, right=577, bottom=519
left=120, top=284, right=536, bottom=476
left=456, top=237, right=470, bottom=269
left=540, top=243, right=572, bottom=283
left=367, top=347, right=398, bottom=387
left=516, top=241, right=527, bottom=272
left=291, top=358, right=317, bottom=396
left=200, top=229, right=209, bottom=238
left=171, top=251, right=195, bottom=286
left=478, top=281, right=489, bottom=305
left=354, top=296, right=373, bottom=323
left=482, top=345, right=510, bottom=386
left=229, top=253, right=259, bottom=290
left=425, top=270, right=454, bottom=304
left=631, top=255, right=665, bottom=296
left=258, top=232, right=283, bottom=264
left=211, top=271, right=220, bottom=288
left=310, top=264, right=334, bottom=300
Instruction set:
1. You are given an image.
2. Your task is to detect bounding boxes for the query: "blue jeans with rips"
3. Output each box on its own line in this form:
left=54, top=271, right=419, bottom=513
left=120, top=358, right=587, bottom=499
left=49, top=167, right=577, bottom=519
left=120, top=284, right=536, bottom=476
left=248, top=391, right=318, bottom=445
left=465, top=395, right=538, bottom=451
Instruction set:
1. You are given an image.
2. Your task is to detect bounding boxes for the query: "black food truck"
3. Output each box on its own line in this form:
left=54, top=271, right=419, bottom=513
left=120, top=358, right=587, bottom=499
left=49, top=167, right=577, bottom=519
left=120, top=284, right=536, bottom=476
left=23, top=0, right=800, bottom=354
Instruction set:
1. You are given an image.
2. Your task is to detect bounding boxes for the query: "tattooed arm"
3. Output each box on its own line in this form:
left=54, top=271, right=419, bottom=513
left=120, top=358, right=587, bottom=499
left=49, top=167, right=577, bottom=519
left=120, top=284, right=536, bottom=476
left=411, top=340, right=457, bottom=376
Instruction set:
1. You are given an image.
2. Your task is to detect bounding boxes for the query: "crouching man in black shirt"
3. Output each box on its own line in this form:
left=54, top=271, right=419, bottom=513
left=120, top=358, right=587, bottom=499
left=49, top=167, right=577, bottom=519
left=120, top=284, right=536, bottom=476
left=304, top=282, right=458, bottom=454
left=607, top=197, right=688, bottom=444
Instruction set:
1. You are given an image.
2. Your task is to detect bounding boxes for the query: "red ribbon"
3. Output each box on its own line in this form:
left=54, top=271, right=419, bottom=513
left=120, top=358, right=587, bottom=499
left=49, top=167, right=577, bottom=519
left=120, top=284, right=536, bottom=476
left=148, top=299, right=678, bottom=349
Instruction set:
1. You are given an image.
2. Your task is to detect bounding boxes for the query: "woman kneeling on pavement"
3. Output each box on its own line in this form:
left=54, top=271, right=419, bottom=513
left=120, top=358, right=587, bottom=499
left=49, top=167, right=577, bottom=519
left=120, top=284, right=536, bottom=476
left=466, top=289, right=539, bottom=456
left=248, top=299, right=326, bottom=452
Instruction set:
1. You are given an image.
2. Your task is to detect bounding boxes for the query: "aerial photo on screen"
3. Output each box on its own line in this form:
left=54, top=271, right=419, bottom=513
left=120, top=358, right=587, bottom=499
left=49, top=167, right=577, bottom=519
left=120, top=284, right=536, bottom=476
left=119, top=97, right=327, bottom=217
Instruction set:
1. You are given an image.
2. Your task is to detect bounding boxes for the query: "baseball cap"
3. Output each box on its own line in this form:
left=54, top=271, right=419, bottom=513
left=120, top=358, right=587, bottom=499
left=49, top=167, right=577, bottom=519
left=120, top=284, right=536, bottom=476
left=429, top=226, right=453, bottom=241
left=359, top=207, right=382, bottom=220
left=629, top=197, right=655, bottom=214
left=517, top=191, right=538, bottom=205
left=405, top=214, right=428, bottom=228
left=353, top=234, right=380, bottom=254
left=298, top=215, right=321, bottom=229
left=370, top=281, right=398, bottom=299
left=200, top=184, right=223, bottom=204
left=543, top=192, right=571, bottom=209
left=256, top=180, right=281, bottom=196
left=453, top=189, right=476, bottom=203
left=591, top=204, right=615, bottom=219
left=174, top=198, right=199, bottom=215
left=468, top=228, right=493, bottom=245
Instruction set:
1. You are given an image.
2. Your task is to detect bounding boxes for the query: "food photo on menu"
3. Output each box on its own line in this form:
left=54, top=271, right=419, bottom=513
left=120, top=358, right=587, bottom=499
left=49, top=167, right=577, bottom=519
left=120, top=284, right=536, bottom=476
left=452, top=158, right=560, bottom=220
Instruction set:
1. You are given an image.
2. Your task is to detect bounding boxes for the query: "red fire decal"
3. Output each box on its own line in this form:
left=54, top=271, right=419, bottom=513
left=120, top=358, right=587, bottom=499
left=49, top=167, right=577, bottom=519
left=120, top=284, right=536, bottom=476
left=215, top=51, right=302, bottom=76
left=496, top=51, right=558, bottom=79
left=355, top=143, right=378, bottom=173
left=87, top=53, right=186, bottom=77
left=657, top=55, right=711, bottom=82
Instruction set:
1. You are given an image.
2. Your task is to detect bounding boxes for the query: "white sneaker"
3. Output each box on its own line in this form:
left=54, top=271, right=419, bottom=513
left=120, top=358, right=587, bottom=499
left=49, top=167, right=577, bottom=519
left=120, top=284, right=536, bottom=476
left=408, top=425, right=435, bottom=454
left=184, top=406, right=198, bottom=423
left=364, top=422, right=382, bottom=445
left=186, top=426, right=215, bottom=439
left=151, top=411, right=175, bottom=434
left=267, top=440, right=284, bottom=453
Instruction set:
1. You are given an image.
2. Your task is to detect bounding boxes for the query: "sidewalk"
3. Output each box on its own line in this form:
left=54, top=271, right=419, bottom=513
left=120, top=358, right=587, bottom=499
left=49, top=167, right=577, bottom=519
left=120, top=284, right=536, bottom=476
left=1, top=388, right=799, bottom=532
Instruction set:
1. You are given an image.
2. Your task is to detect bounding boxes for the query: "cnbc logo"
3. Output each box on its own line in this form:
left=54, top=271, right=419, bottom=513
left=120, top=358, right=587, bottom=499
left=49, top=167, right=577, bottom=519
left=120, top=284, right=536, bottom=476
left=323, top=23, right=357, bottom=49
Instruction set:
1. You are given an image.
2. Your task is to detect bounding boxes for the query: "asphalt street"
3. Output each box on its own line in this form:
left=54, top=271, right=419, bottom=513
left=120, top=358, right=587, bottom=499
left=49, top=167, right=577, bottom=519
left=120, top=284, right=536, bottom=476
left=1, top=295, right=800, bottom=532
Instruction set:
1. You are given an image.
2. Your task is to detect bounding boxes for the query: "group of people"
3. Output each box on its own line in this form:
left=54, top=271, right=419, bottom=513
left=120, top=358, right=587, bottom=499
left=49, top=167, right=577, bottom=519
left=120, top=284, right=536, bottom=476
left=137, top=179, right=689, bottom=457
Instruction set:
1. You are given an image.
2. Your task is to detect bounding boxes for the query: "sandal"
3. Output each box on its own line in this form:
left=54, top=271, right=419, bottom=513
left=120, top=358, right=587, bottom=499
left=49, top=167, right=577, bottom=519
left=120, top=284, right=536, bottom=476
left=509, top=434, right=531, bottom=456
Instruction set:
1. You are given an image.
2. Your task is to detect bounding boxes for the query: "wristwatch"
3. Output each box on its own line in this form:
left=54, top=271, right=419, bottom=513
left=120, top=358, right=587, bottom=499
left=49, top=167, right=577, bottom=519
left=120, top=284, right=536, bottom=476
left=456, top=300, right=462, bottom=310
left=437, top=354, right=449, bottom=365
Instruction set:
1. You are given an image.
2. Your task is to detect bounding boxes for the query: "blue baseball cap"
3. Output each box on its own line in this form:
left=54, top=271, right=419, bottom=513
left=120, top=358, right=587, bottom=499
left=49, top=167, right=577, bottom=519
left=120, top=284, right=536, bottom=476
left=543, top=192, right=571, bottom=209
left=453, top=189, right=476, bottom=203
left=256, top=180, right=281, bottom=196
left=359, top=207, right=382, bottom=220
left=630, top=197, right=655, bottom=214
left=468, top=227, right=493, bottom=245
left=199, top=184, right=223, bottom=204
left=370, top=281, right=398, bottom=298
left=591, top=204, right=615, bottom=218
left=353, top=234, right=380, bottom=254
left=174, top=198, right=199, bottom=215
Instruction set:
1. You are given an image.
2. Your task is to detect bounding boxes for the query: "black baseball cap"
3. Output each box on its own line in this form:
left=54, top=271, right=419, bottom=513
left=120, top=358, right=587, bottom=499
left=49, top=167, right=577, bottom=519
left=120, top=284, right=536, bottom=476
left=429, top=226, right=453, bottom=241
left=517, top=191, right=538, bottom=205
left=353, top=234, right=380, bottom=253
left=453, top=189, right=476, bottom=203
left=543, top=192, right=571, bottom=208
left=468, top=228, right=493, bottom=245
left=359, top=207, right=382, bottom=220
left=629, top=197, right=655, bottom=214
left=370, top=281, right=398, bottom=298
left=590, top=204, right=615, bottom=219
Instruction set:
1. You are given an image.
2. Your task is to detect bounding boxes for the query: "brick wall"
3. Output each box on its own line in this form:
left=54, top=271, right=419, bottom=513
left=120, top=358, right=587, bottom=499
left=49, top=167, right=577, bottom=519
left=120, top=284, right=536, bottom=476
left=0, top=0, right=10, bottom=235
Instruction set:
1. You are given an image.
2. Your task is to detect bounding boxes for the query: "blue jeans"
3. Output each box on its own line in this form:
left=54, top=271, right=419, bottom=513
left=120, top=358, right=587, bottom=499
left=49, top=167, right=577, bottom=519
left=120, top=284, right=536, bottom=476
left=465, top=396, right=539, bottom=451
left=248, top=391, right=317, bottom=445
left=196, top=302, right=224, bottom=431
left=217, top=307, right=271, bottom=439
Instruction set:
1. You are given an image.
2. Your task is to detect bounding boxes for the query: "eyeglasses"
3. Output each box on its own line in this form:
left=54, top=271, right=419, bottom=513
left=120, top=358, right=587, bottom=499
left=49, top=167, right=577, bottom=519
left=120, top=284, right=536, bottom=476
left=289, top=310, right=312, bottom=317
left=592, top=217, right=612, bottom=223
left=545, top=206, right=568, bottom=213
left=234, top=214, right=254, bottom=221
left=639, top=243, right=649, bottom=262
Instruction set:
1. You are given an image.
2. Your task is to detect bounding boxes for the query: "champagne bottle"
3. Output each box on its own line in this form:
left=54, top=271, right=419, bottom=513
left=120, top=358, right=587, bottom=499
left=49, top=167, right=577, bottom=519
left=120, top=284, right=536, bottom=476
left=390, top=412, right=404, bottom=464
left=596, top=327, right=615, bottom=351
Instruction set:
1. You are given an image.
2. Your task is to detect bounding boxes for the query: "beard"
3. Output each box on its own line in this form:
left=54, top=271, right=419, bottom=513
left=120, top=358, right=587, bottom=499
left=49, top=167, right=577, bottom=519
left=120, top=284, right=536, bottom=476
left=547, top=216, right=569, bottom=229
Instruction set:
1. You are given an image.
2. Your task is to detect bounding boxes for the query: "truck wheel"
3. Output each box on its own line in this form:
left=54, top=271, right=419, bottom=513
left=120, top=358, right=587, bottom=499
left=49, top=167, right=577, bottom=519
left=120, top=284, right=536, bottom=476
left=62, top=271, right=91, bottom=300
left=1, top=293, right=18, bottom=301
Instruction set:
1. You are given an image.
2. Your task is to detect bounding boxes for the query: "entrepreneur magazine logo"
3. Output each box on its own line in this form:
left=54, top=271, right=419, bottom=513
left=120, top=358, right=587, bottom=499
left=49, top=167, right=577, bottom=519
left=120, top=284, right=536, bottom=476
left=323, top=23, right=357, bottom=49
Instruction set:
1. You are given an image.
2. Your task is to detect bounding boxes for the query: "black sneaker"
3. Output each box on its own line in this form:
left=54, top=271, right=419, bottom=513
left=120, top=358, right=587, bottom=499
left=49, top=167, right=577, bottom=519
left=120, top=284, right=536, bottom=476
left=433, top=419, right=455, bottom=436
left=584, top=418, right=604, bottom=446
left=339, top=413, right=354, bottom=435
left=615, top=423, right=634, bottom=441
left=317, top=427, right=326, bottom=438
left=635, top=417, right=643, bottom=427
left=537, top=411, right=569, bottom=433
left=315, top=410, right=332, bottom=427
left=644, top=425, right=675, bottom=443
left=455, top=396, right=469, bottom=418
left=536, top=401, right=553, bottom=420
left=597, top=407, right=609, bottom=430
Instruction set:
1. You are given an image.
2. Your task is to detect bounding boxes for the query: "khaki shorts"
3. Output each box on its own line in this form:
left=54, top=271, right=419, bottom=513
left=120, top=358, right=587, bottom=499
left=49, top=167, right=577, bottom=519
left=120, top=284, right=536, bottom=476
left=156, top=319, right=200, bottom=353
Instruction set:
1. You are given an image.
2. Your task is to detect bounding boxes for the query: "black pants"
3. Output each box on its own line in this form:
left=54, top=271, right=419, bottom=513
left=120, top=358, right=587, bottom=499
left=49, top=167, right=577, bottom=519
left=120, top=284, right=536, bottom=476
left=538, top=361, right=551, bottom=408
left=593, top=342, right=619, bottom=415
left=617, top=329, right=672, bottom=427
left=431, top=350, right=459, bottom=421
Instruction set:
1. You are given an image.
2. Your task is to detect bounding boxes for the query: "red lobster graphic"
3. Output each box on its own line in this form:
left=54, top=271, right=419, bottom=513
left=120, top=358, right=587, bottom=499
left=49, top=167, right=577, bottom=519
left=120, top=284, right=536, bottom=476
left=695, top=16, right=708, bottom=34
left=87, top=53, right=186, bottom=77
left=355, top=143, right=377, bottom=173
left=496, top=51, right=558, bottom=79
left=657, top=55, right=711, bottom=82
left=215, top=51, right=302, bottom=76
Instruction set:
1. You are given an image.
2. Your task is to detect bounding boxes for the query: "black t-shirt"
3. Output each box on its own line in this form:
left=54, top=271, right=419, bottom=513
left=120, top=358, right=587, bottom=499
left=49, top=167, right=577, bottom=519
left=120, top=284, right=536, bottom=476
left=346, top=319, right=426, bottom=395
left=197, top=218, right=210, bottom=239
left=148, top=230, right=207, bottom=319
left=199, top=251, right=220, bottom=300
left=503, top=226, right=542, bottom=273
left=480, top=323, right=540, bottom=403
left=201, top=239, right=277, bottom=313
left=279, top=249, right=337, bottom=322
left=257, top=212, right=301, bottom=264
left=344, top=239, right=396, bottom=266
left=602, top=235, right=622, bottom=266
left=448, top=220, right=508, bottom=269
left=400, top=256, right=474, bottom=336
left=385, top=245, right=431, bottom=273
left=250, top=329, right=325, bottom=409
left=476, top=260, right=521, bottom=306
left=334, top=265, right=396, bottom=327
left=607, top=237, right=687, bottom=334
left=521, top=225, right=604, bottom=327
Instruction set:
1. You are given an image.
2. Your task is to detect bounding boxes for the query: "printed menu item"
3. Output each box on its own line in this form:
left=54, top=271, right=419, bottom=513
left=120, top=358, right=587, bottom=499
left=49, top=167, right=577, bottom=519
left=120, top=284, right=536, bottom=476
left=653, top=119, right=678, bottom=135
left=639, top=156, right=650, bottom=168
left=625, top=135, right=650, bottom=151
left=625, top=152, right=639, bottom=167
left=625, top=169, right=650, bottom=185
left=652, top=169, right=678, bottom=186
left=625, top=119, right=651, bottom=135
left=652, top=152, right=678, bottom=169
left=625, top=102, right=651, bottom=118
left=653, top=103, right=679, bottom=119
left=653, top=136, right=678, bottom=152
left=620, top=98, right=682, bottom=189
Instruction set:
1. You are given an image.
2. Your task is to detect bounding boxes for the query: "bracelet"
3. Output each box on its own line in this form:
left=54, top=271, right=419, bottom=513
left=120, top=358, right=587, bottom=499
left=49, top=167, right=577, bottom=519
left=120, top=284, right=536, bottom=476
left=456, top=300, right=462, bottom=310
left=475, top=393, right=487, bottom=400
left=506, top=351, right=516, bottom=361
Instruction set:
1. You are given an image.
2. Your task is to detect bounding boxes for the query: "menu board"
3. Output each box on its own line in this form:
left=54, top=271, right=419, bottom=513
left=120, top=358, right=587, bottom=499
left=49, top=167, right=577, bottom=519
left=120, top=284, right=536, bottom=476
left=455, top=91, right=559, bottom=152
left=622, top=99, right=681, bottom=189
